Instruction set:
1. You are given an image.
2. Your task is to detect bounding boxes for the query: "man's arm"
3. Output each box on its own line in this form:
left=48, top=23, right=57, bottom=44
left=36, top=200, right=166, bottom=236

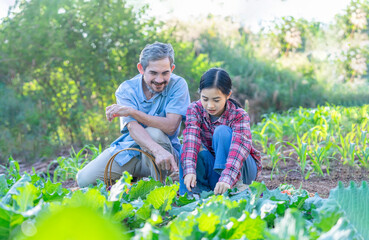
left=127, top=121, right=178, bottom=171
left=106, top=104, right=182, bottom=136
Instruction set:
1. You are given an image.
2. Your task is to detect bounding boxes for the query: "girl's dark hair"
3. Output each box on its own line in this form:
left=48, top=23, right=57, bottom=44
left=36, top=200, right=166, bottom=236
left=199, top=68, right=242, bottom=108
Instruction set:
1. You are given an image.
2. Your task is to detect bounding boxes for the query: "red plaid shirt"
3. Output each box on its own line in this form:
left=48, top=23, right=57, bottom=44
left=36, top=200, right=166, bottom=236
left=181, top=100, right=262, bottom=187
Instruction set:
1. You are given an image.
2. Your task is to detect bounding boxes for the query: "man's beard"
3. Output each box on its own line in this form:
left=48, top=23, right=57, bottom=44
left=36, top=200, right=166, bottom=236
left=144, top=78, right=168, bottom=94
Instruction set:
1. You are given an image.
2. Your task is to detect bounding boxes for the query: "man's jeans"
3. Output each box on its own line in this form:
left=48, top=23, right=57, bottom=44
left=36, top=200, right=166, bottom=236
left=179, top=125, right=257, bottom=195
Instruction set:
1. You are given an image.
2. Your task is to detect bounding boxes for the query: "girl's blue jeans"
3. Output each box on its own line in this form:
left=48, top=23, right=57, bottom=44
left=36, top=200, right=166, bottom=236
left=179, top=125, right=257, bottom=195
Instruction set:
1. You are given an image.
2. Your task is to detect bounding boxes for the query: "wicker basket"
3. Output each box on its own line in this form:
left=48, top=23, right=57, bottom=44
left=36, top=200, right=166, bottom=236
left=104, top=147, right=162, bottom=187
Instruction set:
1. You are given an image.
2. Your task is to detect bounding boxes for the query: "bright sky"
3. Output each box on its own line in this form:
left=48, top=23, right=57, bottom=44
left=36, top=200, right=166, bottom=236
left=1, top=0, right=352, bottom=31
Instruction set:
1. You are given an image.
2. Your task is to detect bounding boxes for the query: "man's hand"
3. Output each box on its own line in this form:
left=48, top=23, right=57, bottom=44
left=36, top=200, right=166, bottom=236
left=153, top=148, right=179, bottom=172
left=184, top=174, right=196, bottom=192
left=106, top=104, right=133, bottom=122
left=214, top=182, right=231, bottom=195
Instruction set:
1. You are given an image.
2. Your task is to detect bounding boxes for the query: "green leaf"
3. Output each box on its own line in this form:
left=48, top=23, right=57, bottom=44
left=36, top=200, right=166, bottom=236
left=228, top=189, right=251, bottom=201
left=63, top=189, right=108, bottom=212
left=175, top=192, right=196, bottom=207
left=95, top=179, right=109, bottom=199
left=303, top=193, right=323, bottom=211
left=266, top=208, right=310, bottom=240
left=168, top=200, right=201, bottom=216
left=24, top=205, right=127, bottom=240
left=0, top=204, right=24, bottom=240
left=128, top=178, right=162, bottom=201
left=41, top=180, right=68, bottom=202
left=327, top=181, right=369, bottom=239
left=312, top=199, right=343, bottom=232
left=0, top=174, right=8, bottom=197
left=108, top=172, right=132, bottom=202
left=289, top=191, right=309, bottom=210
left=262, top=188, right=290, bottom=202
left=166, top=213, right=196, bottom=239
left=147, top=210, right=163, bottom=226
left=255, top=199, right=286, bottom=227
left=220, top=212, right=266, bottom=240
left=136, top=203, right=152, bottom=221
left=13, top=182, right=39, bottom=212
left=145, top=184, right=179, bottom=212
left=2, top=174, right=32, bottom=205
left=247, top=181, right=267, bottom=212
left=197, top=212, right=220, bottom=234
left=29, top=174, right=44, bottom=188
left=318, top=217, right=357, bottom=240
left=200, top=190, right=214, bottom=199
left=113, top=203, right=134, bottom=222
left=133, top=222, right=160, bottom=240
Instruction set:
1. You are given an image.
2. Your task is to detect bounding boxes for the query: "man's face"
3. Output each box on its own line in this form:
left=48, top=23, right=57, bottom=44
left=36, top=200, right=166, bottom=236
left=138, top=58, right=175, bottom=93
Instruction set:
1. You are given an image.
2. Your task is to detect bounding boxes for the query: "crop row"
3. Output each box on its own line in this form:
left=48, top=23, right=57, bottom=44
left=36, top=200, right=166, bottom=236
left=252, top=104, right=369, bottom=179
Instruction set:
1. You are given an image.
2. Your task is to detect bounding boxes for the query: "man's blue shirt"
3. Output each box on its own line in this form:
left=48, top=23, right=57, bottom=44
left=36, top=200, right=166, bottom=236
left=109, top=73, right=190, bottom=166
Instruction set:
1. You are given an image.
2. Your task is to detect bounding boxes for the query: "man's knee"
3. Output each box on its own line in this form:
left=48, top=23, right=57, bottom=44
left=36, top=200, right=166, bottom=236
left=145, top=127, right=169, bottom=143
left=75, top=148, right=112, bottom=187
left=76, top=169, right=94, bottom=188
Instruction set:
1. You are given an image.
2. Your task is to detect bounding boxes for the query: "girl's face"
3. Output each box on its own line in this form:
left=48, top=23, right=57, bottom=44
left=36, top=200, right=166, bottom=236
left=200, top=87, right=231, bottom=117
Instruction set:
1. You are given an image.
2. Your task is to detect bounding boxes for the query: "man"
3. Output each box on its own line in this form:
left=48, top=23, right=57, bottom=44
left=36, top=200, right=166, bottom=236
left=76, top=42, right=190, bottom=187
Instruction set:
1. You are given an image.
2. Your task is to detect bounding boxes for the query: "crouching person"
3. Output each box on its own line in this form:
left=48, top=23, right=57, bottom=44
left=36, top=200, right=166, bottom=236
left=76, top=42, right=190, bottom=187
left=179, top=68, right=262, bottom=195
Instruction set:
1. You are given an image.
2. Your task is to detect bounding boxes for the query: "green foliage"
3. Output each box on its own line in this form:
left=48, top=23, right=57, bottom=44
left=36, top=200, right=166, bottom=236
left=269, top=16, right=322, bottom=55
left=1, top=159, right=368, bottom=239
left=108, top=171, right=132, bottom=202
left=0, top=0, right=218, bottom=161
left=127, top=178, right=162, bottom=201
left=48, top=145, right=101, bottom=182
left=145, top=184, right=179, bottom=212
left=328, top=181, right=369, bottom=239
left=335, top=0, right=369, bottom=38
left=24, top=205, right=127, bottom=240
left=2, top=0, right=369, bottom=162
left=195, top=26, right=324, bottom=121
left=253, top=104, right=369, bottom=178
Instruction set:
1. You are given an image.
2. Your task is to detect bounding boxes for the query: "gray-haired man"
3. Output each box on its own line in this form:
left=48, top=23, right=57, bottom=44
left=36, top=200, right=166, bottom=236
left=76, top=42, right=190, bottom=187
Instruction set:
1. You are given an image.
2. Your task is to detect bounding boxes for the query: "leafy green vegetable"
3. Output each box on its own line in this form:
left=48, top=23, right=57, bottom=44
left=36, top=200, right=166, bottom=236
left=325, top=181, right=369, bottom=239
left=12, top=183, right=39, bottom=213
left=175, top=192, right=196, bottom=207
left=0, top=204, right=25, bottom=240
left=219, top=212, right=266, bottom=240
left=266, top=208, right=310, bottom=240
left=127, top=178, right=162, bottom=201
left=146, top=185, right=179, bottom=212
left=0, top=174, right=8, bottom=197
left=23, top=205, right=127, bottom=240
left=108, top=172, right=132, bottom=202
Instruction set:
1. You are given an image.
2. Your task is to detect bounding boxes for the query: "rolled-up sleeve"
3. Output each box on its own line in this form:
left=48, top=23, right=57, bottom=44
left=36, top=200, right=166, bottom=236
left=115, top=82, right=138, bottom=133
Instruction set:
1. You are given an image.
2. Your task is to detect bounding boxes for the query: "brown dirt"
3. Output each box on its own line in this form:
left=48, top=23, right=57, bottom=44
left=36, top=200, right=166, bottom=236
left=259, top=151, right=369, bottom=198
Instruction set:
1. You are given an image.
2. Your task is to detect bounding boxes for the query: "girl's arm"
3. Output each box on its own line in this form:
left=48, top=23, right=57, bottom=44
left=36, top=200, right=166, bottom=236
left=218, top=110, right=253, bottom=187
left=181, top=103, right=203, bottom=177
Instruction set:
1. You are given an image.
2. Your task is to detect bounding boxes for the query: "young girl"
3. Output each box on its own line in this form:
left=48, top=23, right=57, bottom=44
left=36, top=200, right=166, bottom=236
left=179, top=68, right=262, bottom=195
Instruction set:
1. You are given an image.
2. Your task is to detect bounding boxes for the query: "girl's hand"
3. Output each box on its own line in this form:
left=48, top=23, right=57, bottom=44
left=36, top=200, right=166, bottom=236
left=214, top=182, right=231, bottom=195
left=184, top=174, right=196, bottom=192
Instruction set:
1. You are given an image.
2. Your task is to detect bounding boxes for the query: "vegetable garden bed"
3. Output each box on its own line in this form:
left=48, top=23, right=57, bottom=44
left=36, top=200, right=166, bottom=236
left=1, top=104, right=369, bottom=239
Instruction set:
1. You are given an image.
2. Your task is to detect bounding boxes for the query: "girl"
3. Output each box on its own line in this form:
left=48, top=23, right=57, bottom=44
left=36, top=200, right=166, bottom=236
left=179, top=68, right=262, bottom=195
